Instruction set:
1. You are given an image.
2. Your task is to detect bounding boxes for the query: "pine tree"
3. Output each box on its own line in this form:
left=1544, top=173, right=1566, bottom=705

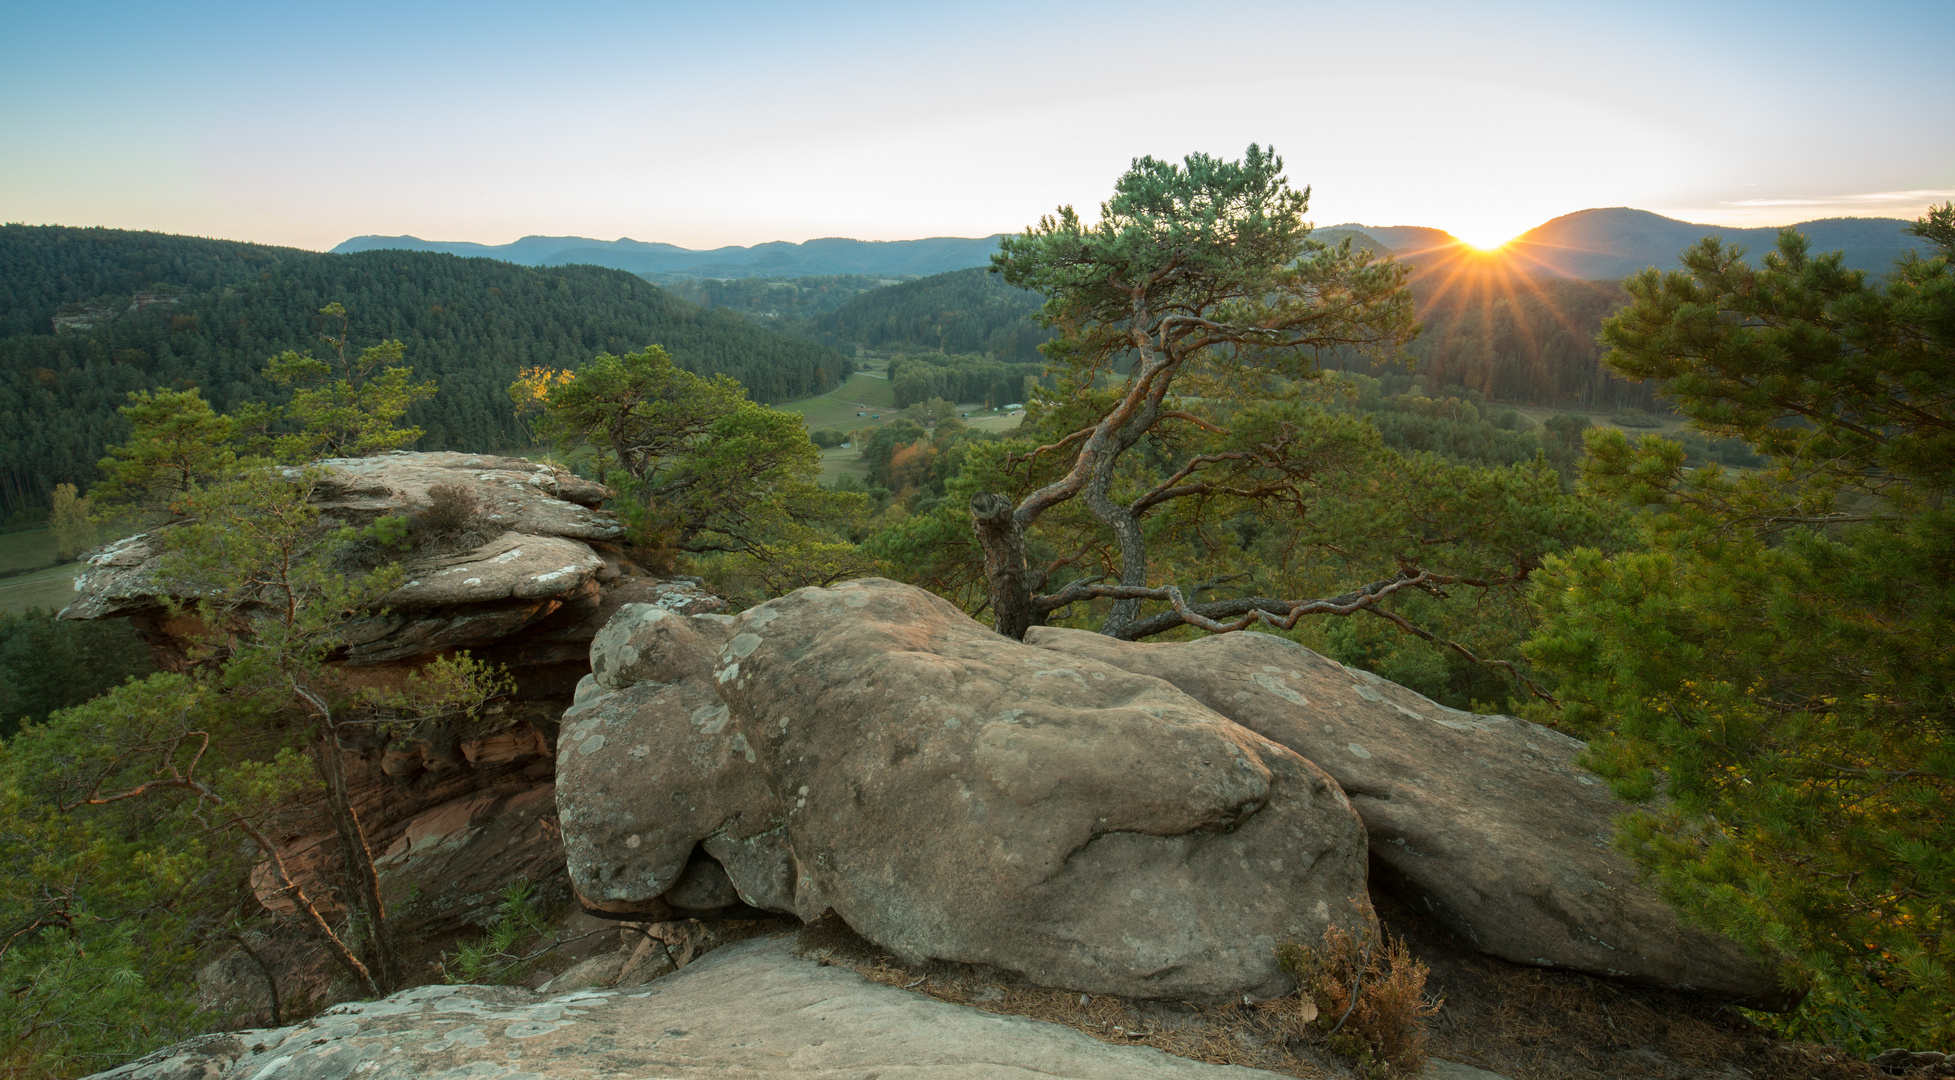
left=1524, top=206, right=1955, bottom=1049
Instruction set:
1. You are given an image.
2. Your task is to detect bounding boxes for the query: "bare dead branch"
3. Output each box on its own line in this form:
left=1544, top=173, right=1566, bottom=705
left=1013, top=425, right=1095, bottom=469
left=1029, top=569, right=1554, bottom=704
left=1358, top=606, right=1558, bottom=705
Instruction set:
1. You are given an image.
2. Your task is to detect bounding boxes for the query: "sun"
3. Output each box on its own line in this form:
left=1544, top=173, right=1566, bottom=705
left=1454, top=228, right=1519, bottom=252
left=1445, top=215, right=1530, bottom=251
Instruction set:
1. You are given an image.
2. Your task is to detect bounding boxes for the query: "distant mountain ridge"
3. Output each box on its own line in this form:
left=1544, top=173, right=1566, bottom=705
left=340, top=208, right=1929, bottom=286
left=330, top=233, right=1008, bottom=280
left=1325, top=208, right=1930, bottom=279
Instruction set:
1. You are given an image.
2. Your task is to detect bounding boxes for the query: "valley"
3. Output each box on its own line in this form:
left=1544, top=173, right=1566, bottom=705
left=0, top=529, right=71, bottom=616
left=1, top=189, right=1949, bottom=1080
left=6, top=0, right=1949, bottom=1069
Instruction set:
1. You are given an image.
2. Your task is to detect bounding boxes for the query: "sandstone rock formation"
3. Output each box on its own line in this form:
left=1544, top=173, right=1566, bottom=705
left=1022, top=626, right=1791, bottom=1008
left=90, top=936, right=1313, bottom=1080
left=558, top=576, right=1787, bottom=1011
left=559, top=578, right=1373, bottom=1001
left=58, top=451, right=723, bottom=948
left=63, top=451, right=723, bottom=696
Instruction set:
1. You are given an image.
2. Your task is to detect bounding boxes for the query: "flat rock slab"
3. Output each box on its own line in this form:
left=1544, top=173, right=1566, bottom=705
left=89, top=936, right=1294, bottom=1080
left=304, top=451, right=622, bottom=539
left=63, top=452, right=621, bottom=621
left=388, top=533, right=605, bottom=607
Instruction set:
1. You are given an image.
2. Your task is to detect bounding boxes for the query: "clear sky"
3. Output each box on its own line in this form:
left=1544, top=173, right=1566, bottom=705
left=3, top=0, right=1950, bottom=252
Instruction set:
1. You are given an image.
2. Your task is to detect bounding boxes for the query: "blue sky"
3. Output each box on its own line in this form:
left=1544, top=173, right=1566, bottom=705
left=3, top=0, right=1950, bottom=250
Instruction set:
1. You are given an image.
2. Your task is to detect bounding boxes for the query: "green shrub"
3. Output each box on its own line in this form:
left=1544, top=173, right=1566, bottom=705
left=444, top=881, right=550, bottom=985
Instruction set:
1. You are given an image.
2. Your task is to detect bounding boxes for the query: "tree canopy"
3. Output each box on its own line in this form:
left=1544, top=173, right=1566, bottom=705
left=1524, top=206, right=1955, bottom=1049
left=516, top=346, right=873, bottom=601
left=972, top=145, right=1491, bottom=644
left=0, top=228, right=852, bottom=521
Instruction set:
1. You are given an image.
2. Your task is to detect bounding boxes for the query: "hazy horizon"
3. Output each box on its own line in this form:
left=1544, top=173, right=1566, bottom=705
left=4, top=0, right=1950, bottom=251
left=328, top=205, right=1929, bottom=251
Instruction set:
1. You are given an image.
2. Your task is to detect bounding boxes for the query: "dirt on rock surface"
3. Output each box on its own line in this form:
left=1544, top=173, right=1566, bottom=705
left=789, top=895, right=1903, bottom=1080
left=1025, top=626, right=1788, bottom=1008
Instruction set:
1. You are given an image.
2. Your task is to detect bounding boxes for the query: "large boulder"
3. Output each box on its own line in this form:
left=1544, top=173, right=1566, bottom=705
left=553, top=675, right=784, bottom=915
left=560, top=578, right=1371, bottom=1001
left=83, top=936, right=1301, bottom=1080
left=1024, top=626, right=1792, bottom=1008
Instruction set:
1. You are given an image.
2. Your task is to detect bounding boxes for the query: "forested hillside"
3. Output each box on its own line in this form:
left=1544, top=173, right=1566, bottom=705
left=662, top=274, right=897, bottom=329
left=1383, top=275, right=1650, bottom=410
left=885, top=352, right=1048, bottom=409
left=810, top=267, right=1053, bottom=360
left=790, top=255, right=1645, bottom=411
left=0, top=226, right=307, bottom=338
left=1316, top=213, right=1925, bottom=410
left=333, top=233, right=1005, bottom=280
left=0, top=226, right=851, bottom=518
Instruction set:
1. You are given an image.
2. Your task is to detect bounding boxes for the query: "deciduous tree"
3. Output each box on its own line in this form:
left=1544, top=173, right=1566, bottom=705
left=47, top=483, right=95, bottom=562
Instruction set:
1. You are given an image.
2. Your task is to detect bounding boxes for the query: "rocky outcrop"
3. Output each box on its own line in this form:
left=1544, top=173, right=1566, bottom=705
left=559, top=578, right=1372, bottom=1002
left=370, top=783, right=566, bottom=930
left=58, top=451, right=723, bottom=950
left=1022, top=626, right=1792, bottom=1008
left=62, top=451, right=723, bottom=697
left=52, top=290, right=183, bottom=333
left=557, top=576, right=1788, bottom=1011
left=556, top=603, right=793, bottom=922
left=89, top=936, right=1307, bottom=1080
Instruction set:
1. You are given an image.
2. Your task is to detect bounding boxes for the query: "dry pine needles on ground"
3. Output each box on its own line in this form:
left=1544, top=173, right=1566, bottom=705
left=794, top=896, right=1919, bottom=1080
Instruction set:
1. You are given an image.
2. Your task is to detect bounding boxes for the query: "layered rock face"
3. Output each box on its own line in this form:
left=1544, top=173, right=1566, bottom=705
left=1022, top=627, right=1791, bottom=1008
left=559, top=580, right=1373, bottom=1001
left=65, top=451, right=723, bottom=697
left=59, top=451, right=722, bottom=943
left=558, top=577, right=1787, bottom=1009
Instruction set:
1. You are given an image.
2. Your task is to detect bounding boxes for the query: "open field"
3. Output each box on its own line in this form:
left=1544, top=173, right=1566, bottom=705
left=781, top=361, right=1026, bottom=483
left=962, top=411, right=1026, bottom=434
left=0, top=528, right=59, bottom=575
left=781, top=365, right=899, bottom=432
left=0, top=528, right=77, bottom=615
left=0, top=563, right=78, bottom=616
left=1508, top=402, right=1686, bottom=437
left=817, top=446, right=872, bottom=484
